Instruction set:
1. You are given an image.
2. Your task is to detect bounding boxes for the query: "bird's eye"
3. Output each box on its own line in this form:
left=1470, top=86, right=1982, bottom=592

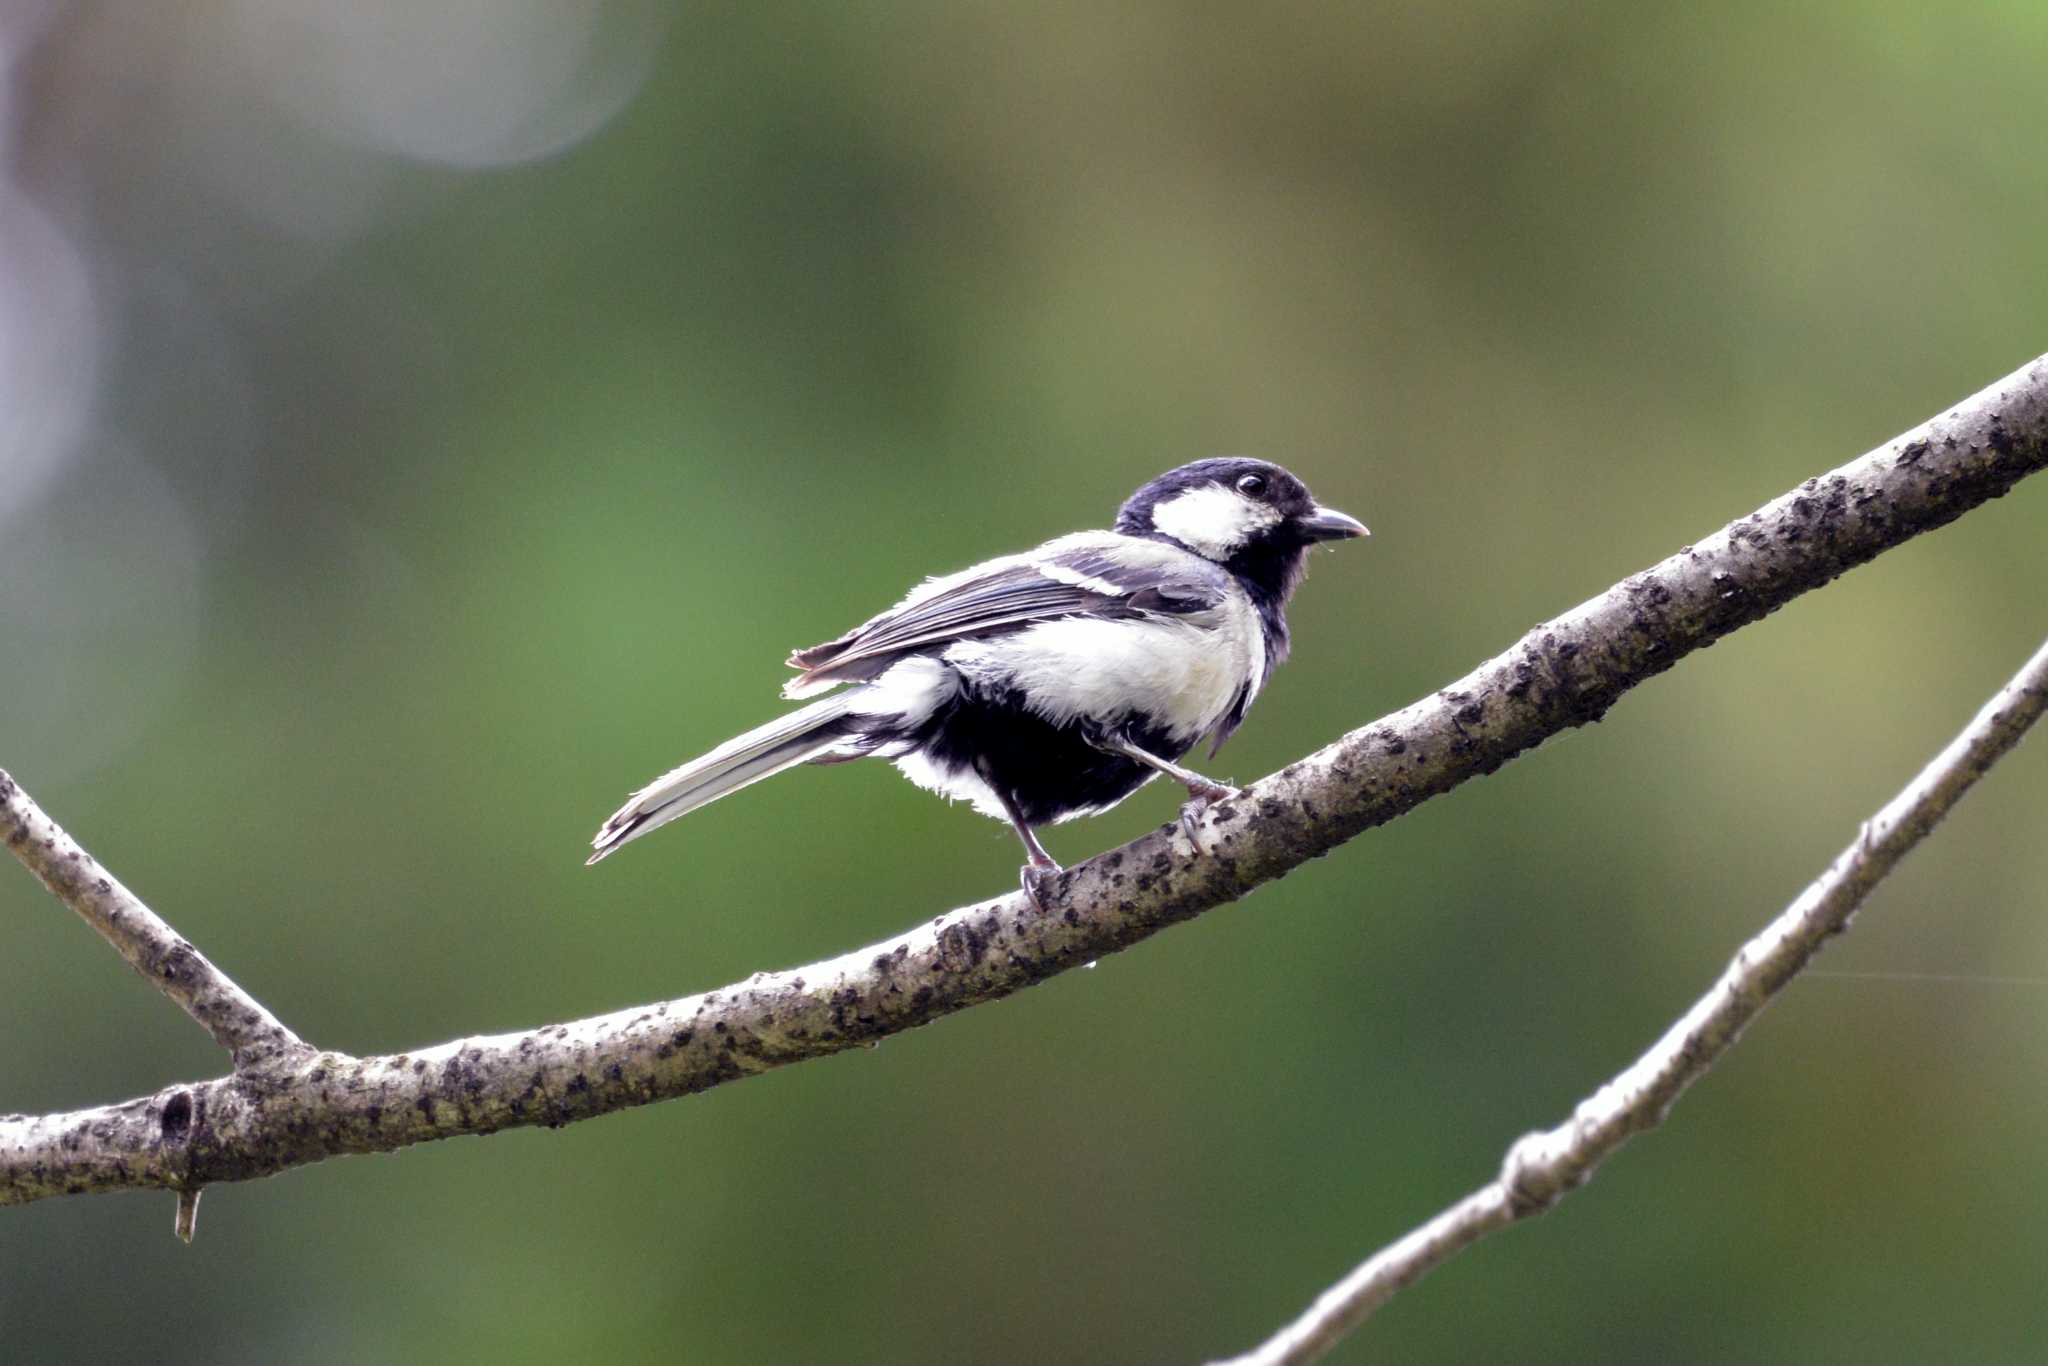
left=1235, top=474, right=1267, bottom=497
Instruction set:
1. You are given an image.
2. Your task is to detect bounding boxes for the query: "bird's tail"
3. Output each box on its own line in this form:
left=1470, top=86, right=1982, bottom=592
left=587, top=694, right=857, bottom=865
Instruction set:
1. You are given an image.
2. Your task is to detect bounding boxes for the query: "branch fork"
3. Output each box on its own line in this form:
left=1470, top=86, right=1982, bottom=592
left=5, top=352, right=2047, bottom=1358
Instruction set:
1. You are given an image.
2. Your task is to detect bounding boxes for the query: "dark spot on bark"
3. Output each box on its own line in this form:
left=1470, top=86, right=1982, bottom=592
left=937, top=919, right=988, bottom=972
left=158, top=940, right=198, bottom=982
left=605, top=1063, right=624, bottom=1084
left=672, top=1029, right=693, bottom=1047
left=567, top=1074, right=590, bottom=1095
left=440, top=1055, right=482, bottom=1095
left=712, top=1021, right=727, bottom=1034
left=366, top=1105, right=383, bottom=1128
left=161, top=1091, right=193, bottom=1143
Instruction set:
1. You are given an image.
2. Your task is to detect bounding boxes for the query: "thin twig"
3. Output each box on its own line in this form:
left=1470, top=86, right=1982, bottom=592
left=2, top=352, right=2045, bottom=1215
left=1214, top=634, right=2048, bottom=1366
left=0, top=772, right=306, bottom=1067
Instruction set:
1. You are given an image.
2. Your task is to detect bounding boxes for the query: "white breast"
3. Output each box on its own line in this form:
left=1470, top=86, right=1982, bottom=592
left=942, top=584, right=1262, bottom=744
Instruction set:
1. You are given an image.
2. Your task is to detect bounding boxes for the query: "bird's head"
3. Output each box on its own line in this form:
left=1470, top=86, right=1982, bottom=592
left=1114, top=458, right=1367, bottom=568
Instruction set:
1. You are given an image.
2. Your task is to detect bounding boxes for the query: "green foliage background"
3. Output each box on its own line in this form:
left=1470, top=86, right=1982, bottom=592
left=4, top=5, right=2046, bottom=1362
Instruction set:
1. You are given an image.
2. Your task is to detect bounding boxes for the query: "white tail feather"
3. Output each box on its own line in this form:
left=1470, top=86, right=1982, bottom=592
left=587, top=694, right=856, bottom=864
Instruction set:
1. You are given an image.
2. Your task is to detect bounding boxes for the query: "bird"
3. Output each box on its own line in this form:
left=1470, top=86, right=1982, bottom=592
left=586, top=458, right=1367, bottom=903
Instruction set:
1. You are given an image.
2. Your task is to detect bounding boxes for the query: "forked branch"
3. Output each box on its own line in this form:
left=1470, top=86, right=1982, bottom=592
left=3, top=356, right=2045, bottom=1258
left=0, top=773, right=303, bottom=1068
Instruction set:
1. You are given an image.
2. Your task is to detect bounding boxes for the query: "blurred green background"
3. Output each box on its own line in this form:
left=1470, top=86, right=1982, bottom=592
left=4, top=3, right=2046, bottom=1362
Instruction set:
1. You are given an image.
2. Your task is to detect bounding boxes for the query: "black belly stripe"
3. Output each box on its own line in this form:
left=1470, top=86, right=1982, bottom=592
left=898, top=679, right=1192, bottom=827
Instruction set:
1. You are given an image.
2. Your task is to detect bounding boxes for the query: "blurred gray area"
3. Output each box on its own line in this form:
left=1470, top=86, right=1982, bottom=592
left=3, top=3, right=2046, bottom=1362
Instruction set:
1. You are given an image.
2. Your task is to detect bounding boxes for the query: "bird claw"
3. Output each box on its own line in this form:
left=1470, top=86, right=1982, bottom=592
left=1178, top=783, right=1242, bottom=848
left=1020, top=859, right=1063, bottom=911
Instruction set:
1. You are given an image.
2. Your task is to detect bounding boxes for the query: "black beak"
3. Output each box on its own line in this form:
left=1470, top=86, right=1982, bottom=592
left=1297, top=505, right=1369, bottom=542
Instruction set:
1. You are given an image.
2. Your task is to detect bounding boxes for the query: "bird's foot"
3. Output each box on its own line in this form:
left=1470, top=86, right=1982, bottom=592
left=1020, top=858, right=1064, bottom=911
left=1177, top=781, right=1242, bottom=848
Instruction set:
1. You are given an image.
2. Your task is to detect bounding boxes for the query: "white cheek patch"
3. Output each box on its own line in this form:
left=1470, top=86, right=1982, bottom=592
left=1149, top=485, right=1281, bottom=560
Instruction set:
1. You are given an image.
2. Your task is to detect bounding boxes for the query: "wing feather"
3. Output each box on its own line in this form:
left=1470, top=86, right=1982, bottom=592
left=784, top=535, right=1226, bottom=697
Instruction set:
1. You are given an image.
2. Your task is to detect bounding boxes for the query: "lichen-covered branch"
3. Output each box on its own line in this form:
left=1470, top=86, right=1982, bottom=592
left=0, top=772, right=305, bottom=1067
left=1215, top=633, right=2048, bottom=1366
left=3, top=352, right=2045, bottom=1215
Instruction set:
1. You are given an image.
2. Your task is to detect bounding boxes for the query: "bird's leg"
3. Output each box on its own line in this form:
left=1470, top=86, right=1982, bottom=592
left=1093, top=731, right=1243, bottom=846
left=1094, top=731, right=1242, bottom=803
left=982, top=763, right=1061, bottom=908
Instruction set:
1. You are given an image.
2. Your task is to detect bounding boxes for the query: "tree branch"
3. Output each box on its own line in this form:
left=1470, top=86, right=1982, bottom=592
left=1214, top=632, right=2048, bottom=1366
left=2, top=352, right=2045, bottom=1219
left=0, top=771, right=306, bottom=1068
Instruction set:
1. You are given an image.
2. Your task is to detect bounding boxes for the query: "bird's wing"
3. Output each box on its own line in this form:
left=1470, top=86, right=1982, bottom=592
left=783, top=533, right=1226, bottom=698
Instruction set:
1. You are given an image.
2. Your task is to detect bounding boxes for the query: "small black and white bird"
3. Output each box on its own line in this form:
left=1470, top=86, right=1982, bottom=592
left=587, top=458, right=1366, bottom=900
